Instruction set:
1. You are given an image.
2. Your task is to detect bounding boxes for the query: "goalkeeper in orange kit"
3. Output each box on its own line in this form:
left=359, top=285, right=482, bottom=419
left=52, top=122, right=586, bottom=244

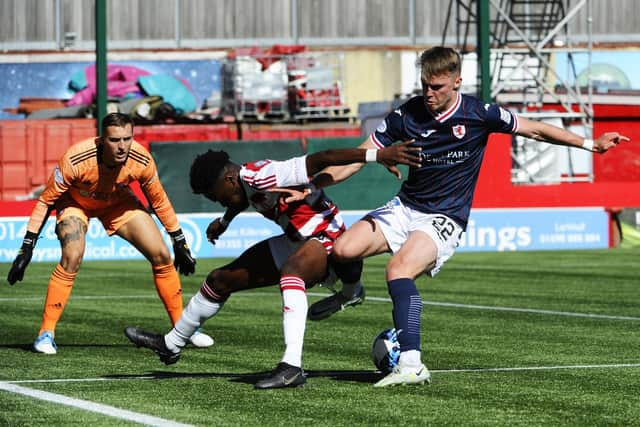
left=6, top=112, right=213, bottom=354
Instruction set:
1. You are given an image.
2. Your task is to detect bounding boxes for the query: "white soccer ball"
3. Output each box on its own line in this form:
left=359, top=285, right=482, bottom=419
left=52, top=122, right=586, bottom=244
left=371, top=327, right=400, bottom=373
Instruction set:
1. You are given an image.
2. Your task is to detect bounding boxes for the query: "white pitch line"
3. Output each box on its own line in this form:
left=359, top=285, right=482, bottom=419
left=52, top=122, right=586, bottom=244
left=307, top=292, right=640, bottom=321
left=433, top=363, right=640, bottom=374
left=0, top=381, right=194, bottom=427
left=10, top=376, right=157, bottom=384
left=5, top=362, right=640, bottom=387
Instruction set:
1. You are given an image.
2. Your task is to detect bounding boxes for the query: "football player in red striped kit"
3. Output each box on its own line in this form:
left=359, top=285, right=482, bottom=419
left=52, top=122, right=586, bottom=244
left=124, top=141, right=421, bottom=389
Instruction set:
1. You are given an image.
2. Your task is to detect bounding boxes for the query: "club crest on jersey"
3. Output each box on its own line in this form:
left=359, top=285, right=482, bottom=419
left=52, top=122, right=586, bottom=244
left=452, top=124, right=466, bottom=139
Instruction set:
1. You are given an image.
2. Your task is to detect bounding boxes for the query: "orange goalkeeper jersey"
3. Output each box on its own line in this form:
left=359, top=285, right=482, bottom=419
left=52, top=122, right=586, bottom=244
left=27, top=138, right=179, bottom=234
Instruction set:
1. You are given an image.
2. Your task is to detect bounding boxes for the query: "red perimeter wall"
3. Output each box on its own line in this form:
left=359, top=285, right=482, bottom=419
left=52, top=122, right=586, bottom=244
left=1, top=107, right=639, bottom=218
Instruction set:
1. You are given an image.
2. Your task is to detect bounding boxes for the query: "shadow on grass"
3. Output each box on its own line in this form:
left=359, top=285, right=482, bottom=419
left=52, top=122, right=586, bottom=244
left=1, top=343, right=36, bottom=351
left=104, top=369, right=384, bottom=386
left=0, top=343, right=142, bottom=352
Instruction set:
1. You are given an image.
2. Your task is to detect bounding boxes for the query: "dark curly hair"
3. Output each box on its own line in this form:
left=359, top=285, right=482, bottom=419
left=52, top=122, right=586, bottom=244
left=189, top=150, right=231, bottom=194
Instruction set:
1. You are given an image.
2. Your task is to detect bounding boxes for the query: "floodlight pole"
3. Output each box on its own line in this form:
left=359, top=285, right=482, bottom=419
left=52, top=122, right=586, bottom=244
left=95, top=0, right=108, bottom=134
left=476, top=0, right=492, bottom=102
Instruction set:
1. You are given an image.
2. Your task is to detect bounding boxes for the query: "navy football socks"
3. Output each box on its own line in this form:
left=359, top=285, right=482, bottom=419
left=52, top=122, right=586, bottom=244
left=387, top=278, right=423, bottom=352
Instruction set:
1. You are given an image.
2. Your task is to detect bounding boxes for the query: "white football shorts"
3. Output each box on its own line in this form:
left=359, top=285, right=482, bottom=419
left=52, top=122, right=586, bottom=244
left=368, top=196, right=463, bottom=277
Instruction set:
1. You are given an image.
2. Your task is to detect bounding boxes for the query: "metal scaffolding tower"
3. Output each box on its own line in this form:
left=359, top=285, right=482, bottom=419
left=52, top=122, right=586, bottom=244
left=444, top=0, right=594, bottom=184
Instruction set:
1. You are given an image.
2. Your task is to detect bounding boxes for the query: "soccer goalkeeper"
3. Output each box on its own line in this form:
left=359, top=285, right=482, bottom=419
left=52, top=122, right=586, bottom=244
left=6, top=112, right=213, bottom=354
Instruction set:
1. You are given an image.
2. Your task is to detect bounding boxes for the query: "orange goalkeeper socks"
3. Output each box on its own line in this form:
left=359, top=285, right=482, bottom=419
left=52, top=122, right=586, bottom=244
left=39, top=264, right=76, bottom=335
left=152, top=263, right=184, bottom=326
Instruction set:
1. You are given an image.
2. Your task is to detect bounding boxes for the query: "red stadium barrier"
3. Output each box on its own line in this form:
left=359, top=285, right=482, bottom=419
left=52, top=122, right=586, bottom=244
left=134, top=123, right=239, bottom=150
left=474, top=134, right=640, bottom=208
left=239, top=122, right=360, bottom=140
left=0, top=119, right=95, bottom=201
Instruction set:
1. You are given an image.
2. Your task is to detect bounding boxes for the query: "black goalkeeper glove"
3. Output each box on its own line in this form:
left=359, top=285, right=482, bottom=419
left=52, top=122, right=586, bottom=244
left=169, top=229, right=196, bottom=276
left=7, top=231, right=38, bottom=285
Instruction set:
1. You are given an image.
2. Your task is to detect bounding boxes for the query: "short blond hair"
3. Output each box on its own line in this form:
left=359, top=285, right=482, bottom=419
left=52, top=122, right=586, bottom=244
left=419, top=46, right=461, bottom=79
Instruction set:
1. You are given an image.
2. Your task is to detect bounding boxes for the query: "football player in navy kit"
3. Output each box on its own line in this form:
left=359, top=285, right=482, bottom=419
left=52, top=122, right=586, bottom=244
left=308, top=46, right=629, bottom=387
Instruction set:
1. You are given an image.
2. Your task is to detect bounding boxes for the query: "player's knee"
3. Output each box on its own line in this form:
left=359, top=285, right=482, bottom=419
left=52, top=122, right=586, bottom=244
left=203, top=269, right=233, bottom=297
left=280, top=257, right=307, bottom=278
left=331, top=241, right=350, bottom=263
left=60, top=256, right=83, bottom=273
left=149, top=246, right=172, bottom=266
left=282, top=249, right=327, bottom=285
left=386, top=258, right=434, bottom=280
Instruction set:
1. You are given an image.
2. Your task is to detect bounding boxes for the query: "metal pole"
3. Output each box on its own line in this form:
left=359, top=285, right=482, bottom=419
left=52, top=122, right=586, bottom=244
left=586, top=0, right=593, bottom=128
left=409, top=0, right=416, bottom=46
left=55, top=0, right=61, bottom=49
left=95, top=0, right=108, bottom=133
left=476, top=0, right=491, bottom=102
left=291, top=0, right=299, bottom=44
left=175, top=0, right=181, bottom=48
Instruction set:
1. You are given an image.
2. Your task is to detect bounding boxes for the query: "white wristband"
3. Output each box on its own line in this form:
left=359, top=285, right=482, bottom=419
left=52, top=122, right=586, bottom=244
left=219, top=216, right=230, bottom=227
left=365, top=149, right=377, bottom=163
left=582, top=138, right=594, bottom=152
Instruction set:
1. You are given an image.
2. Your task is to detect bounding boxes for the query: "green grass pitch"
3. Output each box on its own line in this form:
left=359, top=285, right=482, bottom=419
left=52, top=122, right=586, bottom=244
left=1, top=248, right=639, bottom=426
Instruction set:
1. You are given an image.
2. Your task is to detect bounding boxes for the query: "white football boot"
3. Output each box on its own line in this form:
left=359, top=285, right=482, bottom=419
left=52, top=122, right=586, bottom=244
left=188, top=329, right=214, bottom=347
left=373, top=363, right=431, bottom=387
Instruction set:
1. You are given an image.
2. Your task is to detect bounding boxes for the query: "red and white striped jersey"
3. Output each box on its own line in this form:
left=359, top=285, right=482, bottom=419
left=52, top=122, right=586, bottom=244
left=239, top=155, right=346, bottom=245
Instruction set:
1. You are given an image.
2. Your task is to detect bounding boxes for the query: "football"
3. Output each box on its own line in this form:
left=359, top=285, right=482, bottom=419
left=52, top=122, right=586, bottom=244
left=371, top=328, right=400, bottom=373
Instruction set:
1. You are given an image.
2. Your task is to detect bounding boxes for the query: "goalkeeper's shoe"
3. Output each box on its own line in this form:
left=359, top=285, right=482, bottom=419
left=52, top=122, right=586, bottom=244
left=124, top=327, right=180, bottom=365
left=308, top=286, right=365, bottom=321
left=254, top=362, right=306, bottom=389
left=33, top=331, right=57, bottom=354
left=373, top=363, right=431, bottom=388
left=188, top=329, right=214, bottom=348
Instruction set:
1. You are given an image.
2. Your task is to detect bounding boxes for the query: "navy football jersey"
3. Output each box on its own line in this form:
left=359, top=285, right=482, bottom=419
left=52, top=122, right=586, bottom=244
left=371, top=93, right=519, bottom=229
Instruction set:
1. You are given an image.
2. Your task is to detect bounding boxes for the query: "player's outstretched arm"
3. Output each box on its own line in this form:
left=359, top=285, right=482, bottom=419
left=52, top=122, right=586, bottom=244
left=305, top=139, right=421, bottom=177
left=515, top=116, right=630, bottom=153
left=269, top=139, right=422, bottom=203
